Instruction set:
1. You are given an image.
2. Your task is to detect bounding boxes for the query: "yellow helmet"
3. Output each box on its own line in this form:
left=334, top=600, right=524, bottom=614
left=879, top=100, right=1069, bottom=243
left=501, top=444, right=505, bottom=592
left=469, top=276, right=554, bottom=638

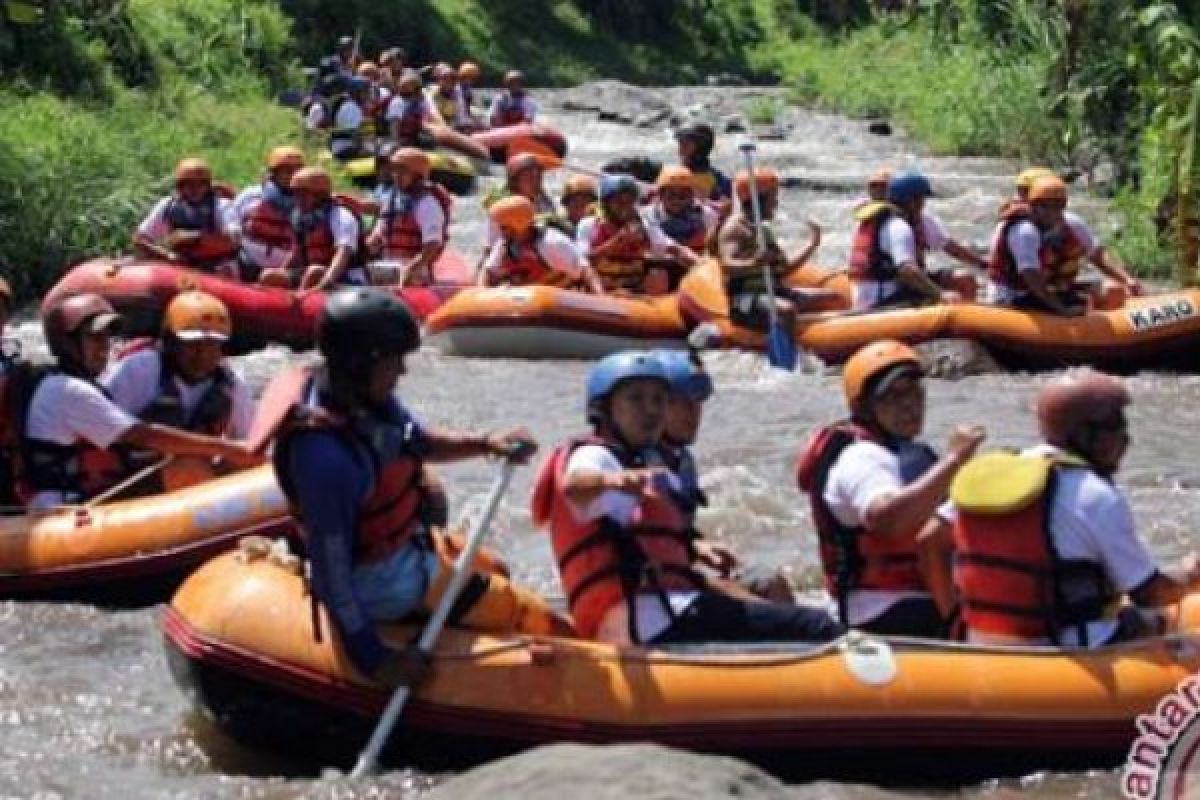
left=163, top=291, right=232, bottom=342
left=290, top=166, right=333, bottom=197
left=656, top=165, right=698, bottom=193
left=266, top=145, right=305, bottom=172
left=1016, top=167, right=1057, bottom=193
left=1028, top=175, right=1068, bottom=204
left=174, top=157, right=212, bottom=186
left=356, top=61, right=380, bottom=79
left=458, top=61, right=481, bottom=80
left=488, top=195, right=535, bottom=236
left=842, top=340, right=923, bottom=411
left=562, top=174, right=598, bottom=200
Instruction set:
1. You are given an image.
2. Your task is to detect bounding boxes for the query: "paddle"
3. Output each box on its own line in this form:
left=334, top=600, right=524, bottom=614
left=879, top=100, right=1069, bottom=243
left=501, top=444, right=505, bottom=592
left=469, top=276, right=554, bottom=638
left=504, top=138, right=657, bottom=192
left=348, top=440, right=535, bottom=779
left=737, top=139, right=797, bottom=371
left=84, top=455, right=175, bottom=507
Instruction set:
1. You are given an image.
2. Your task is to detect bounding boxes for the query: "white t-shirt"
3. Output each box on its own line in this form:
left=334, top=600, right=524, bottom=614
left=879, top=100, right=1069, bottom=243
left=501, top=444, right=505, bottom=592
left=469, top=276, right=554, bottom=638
left=385, top=95, right=436, bottom=126
left=487, top=93, right=538, bottom=126
left=373, top=190, right=446, bottom=257
left=230, top=185, right=293, bottom=273
left=564, top=444, right=698, bottom=643
left=136, top=195, right=234, bottom=243
left=987, top=212, right=1099, bottom=303
left=937, top=444, right=1156, bottom=646
left=101, top=349, right=255, bottom=440
left=330, top=100, right=365, bottom=157
left=25, top=374, right=138, bottom=509
left=576, top=212, right=674, bottom=260
left=484, top=227, right=583, bottom=282
left=321, top=205, right=361, bottom=255
left=822, top=439, right=932, bottom=625
left=851, top=212, right=952, bottom=310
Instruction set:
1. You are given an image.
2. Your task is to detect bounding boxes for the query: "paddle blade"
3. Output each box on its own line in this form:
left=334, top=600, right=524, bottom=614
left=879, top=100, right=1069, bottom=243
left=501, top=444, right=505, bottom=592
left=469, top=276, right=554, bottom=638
left=506, top=136, right=563, bottom=169
left=767, top=320, right=798, bottom=371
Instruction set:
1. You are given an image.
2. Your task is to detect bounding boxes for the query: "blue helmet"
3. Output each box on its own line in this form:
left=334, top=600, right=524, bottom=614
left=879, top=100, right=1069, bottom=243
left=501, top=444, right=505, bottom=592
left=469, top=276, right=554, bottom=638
left=653, top=350, right=713, bottom=403
left=586, top=351, right=669, bottom=422
left=599, top=173, right=640, bottom=202
left=886, top=170, right=933, bottom=205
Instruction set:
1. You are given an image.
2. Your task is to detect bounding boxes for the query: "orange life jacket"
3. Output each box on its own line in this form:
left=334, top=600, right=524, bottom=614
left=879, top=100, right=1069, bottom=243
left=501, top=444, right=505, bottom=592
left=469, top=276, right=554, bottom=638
left=987, top=203, right=1088, bottom=292
left=587, top=212, right=651, bottom=291
left=530, top=436, right=705, bottom=641
left=380, top=183, right=453, bottom=259
left=951, top=454, right=1116, bottom=644
left=848, top=203, right=927, bottom=281
left=293, top=197, right=369, bottom=268
left=795, top=421, right=936, bottom=625
left=241, top=184, right=296, bottom=257
left=493, top=226, right=577, bottom=288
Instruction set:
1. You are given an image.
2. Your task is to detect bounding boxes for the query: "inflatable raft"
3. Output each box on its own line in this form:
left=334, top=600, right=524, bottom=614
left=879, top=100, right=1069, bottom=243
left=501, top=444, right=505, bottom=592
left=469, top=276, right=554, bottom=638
left=1, top=466, right=289, bottom=606
left=164, top=549, right=1200, bottom=782
left=473, top=123, right=568, bottom=164
left=680, top=260, right=1200, bottom=372
left=44, top=256, right=472, bottom=352
left=338, top=147, right=479, bottom=196
left=424, top=286, right=689, bottom=358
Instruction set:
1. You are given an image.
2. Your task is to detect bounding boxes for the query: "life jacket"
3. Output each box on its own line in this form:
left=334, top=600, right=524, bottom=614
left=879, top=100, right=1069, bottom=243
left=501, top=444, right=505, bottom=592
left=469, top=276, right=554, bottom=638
left=987, top=204, right=1088, bottom=293
left=380, top=182, right=453, bottom=259
left=587, top=210, right=652, bottom=291
left=530, top=436, right=705, bottom=641
left=949, top=450, right=1117, bottom=645
left=655, top=204, right=708, bottom=252
left=161, top=189, right=239, bottom=269
left=492, top=92, right=529, bottom=127
left=795, top=420, right=937, bottom=625
left=722, top=216, right=787, bottom=296
left=494, top=225, right=577, bottom=288
left=659, top=441, right=707, bottom=521
left=292, top=197, right=367, bottom=268
left=272, top=367, right=429, bottom=565
left=848, top=202, right=927, bottom=283
left=427, top=87, right=458, bottom=124
left=390, top=95, right=428, bottom=144
left=241, top=182, right=296, bottom=259
left=113, top=341, right=234, bottom=435
left=0, top=360, right=42, bottom=507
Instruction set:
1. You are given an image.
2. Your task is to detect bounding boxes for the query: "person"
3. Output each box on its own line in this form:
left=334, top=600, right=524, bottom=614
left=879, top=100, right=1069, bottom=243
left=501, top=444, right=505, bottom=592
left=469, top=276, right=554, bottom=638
left=715, top=167, right=828, bottom=334
left=260, top=167, right=364, bottom=291
left=267, top=288, right=564, bottom=684
left=133, top=157, right=239, bottom=278
left=985, top=174, right=1143, bottom=314
left=480, top=152, right=561, bottom=252
left=480, top=196, right=602, bottom=292
left=355, top=62, right=391, bottom=139
left=230, top=145, right=306, bottom=282
left=20, top=294, right=256, bottom=509
left=923, top=369, right=1200, bottom=647
left=795, top=340, right=985, bottom=636
left=426, top=63, right=467, bottom=130
left=0, top=277, right=21, bottom=508
left=386, top=70, right=441, bottom=147
left=577, top=174, right=695, bottom=294
left=560, top=174, right=598, bottom=236
left=488, top=70, right=538, bottom=128
left=456, top=61, right=483, bottom=130
left=329, top=77, right=371, bottom=162
left=531, top=351, right=841, bottom=646
left=649, top=166, right=718, bottom=257
left=332, top=35, right=358, bottom=75
left=367, top=147, right=452, bottom=287
left=847, top=170, right=962, bottom=310
left=674, top=122, right=731, bottom=203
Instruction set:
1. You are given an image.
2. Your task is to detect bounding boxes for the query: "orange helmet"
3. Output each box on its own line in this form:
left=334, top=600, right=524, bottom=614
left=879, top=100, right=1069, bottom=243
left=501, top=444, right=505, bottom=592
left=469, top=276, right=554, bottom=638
left=290, top=166, right=333, bottom=196
left=734, top=168, right=780, bottom=202
left=356, top=61, right=380, bottom=80
left=506, top=152, right=543, bottom=179
left=1016, top=167, right=1056, bottom=193
left=266, top=145, right=305, bottom=172
left=174, top=157, right=212, bottom=186
left=390, top=147, right=431, bottom=179
left=1036, top=368, right=1129, bottom=449
left=1028, top=175, right=1068, bottom=204
left=656, top=165, right=698, bottom=193
left=489, top=195, right=536, bottom=236
left=433, top=62, right=455, bottom=80
left=397, top=69, right=422, bottom=93
left=163, top=290, right=232, bottom=342
left=503, top=69, right=524, bottom=87
left=562, top=174, right=598, bottom=200
left=458, top=61, right=481, bottom=80
left=867, top=167, right=893, bottom=188
left=842, top=340, right=923, bottom=411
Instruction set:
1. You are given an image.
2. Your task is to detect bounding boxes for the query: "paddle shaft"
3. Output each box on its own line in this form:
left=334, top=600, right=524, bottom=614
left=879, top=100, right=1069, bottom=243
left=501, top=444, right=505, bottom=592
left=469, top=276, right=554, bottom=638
left=349, top=451, right=525, bottom=778
left=85, top=455, right=174, bottom=507
left=739, top=144, right=787, bottom=346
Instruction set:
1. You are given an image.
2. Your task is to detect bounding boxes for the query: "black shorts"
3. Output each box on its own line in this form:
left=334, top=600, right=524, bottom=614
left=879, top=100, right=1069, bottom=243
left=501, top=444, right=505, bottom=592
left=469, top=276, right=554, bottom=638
left=649, top=589, right=843, bottom=645
left=855, top=596, right=947, bottom=639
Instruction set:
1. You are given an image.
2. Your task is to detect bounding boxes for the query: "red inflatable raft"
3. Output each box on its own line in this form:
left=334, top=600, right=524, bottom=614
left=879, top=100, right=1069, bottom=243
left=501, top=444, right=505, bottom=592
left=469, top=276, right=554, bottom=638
left=473, top=123, right=568, bottom=163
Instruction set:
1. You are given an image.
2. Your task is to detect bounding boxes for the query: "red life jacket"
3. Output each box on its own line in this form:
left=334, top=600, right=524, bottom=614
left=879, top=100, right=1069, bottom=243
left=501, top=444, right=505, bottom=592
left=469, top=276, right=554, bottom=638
left=293, top=197, right=368, bottom=268
left=587, top=212, right=651, bottom=291
left=950, top=452, right=1116, bottom=644
left=271, top=367, right=428, bottom=564
left=530, top=436, right=705, bottom=641
left=656, top=204, right=708, bottom=252
left=390, top=96, right=428, bottom=144
left=848, top=203, right=927, bottom=281
left=494, top=227, right=577, bottom=288
left=381, top=183, right=453, bottom=259
left=241, top=184, right=296, bottom=257
left=795, top=421, right=935, bottom=624
left=111, top=341, right=234, bottom=436
left=491, top=92, right=530, bottom=127
left=987, top=203, right=1089, bottom=292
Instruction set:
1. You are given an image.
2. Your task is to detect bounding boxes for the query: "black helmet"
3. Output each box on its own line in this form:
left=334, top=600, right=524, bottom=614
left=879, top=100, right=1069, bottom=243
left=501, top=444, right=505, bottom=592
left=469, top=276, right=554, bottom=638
left=674, top=122, right=715, bottom=159
left=317, top=288, right=420, bottom=376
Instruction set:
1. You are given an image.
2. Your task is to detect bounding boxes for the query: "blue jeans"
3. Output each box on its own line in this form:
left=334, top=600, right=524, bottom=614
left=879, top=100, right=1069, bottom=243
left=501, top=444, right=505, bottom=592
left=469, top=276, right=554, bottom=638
left=351, top=540, right=441, bottom=622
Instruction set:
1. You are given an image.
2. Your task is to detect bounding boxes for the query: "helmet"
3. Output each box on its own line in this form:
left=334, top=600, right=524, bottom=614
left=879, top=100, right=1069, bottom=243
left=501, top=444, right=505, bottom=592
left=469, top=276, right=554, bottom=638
left=290, top=166, right=333, bottom=196
left=1029, top=175, right=1069, bottom=204
left=380, top=47, right=405, bottom=67
left=867, top=167, right=892, bottom=188
left=842, top=340, right=923, bottom=411
left=356, top=61, right=379, bottom=79
left=654, top=350, right=713, bottom=403
left=886, top=171, right=933, bottom=205
left=488, top=195, right=535, bottom=236
left=599, top=174, right=640, bottom=202
left=43, top=293, right=121, bottom=363
left=174, top=157, right=212, bottom=186
left=397, top=69, right=423, bottom=93
left=585, top=351, right=669, bottom=422
left=390, top=146, right=431, bottom=179
left=163, top=291, right=232, bottom=342
left=266, top=145, right=305, bottom=172
left=1016, top=167, right=1056, bottom=193
left=318, top=288, right=420, bottom=375
left=433, top=62, right=455, bottom=80
left=1036, top=368, right=1130, bottom=448
left=458, top=61, right=481, bottom=80
left=655, top=166, right=697, bottom=193
left=674, top=122, right=715, bottom=158
left=505, top=152, right=543, bottom=179
left=734, top=168, right=780, bottom=202
left=503, top=69, right=524, bottom=87
left=337, top=35, right=354, bottom=50
left=562, top=174, right=598, bottom=200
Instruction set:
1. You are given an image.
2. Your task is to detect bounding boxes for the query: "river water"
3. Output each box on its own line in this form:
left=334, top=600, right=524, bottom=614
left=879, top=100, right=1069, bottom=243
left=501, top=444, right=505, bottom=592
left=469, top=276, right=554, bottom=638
left=2, top=85, right=1196, bottom=798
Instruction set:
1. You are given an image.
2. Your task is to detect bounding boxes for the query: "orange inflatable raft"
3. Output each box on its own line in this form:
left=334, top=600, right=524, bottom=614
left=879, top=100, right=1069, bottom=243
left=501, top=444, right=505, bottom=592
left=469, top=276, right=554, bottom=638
left=0, top=466, right=290, bottom=606
left=164, top=549, right=1200, bottom=782
left=424, top=286, right=689, bottom=358
left=680, top=260, right=1200, bottom=372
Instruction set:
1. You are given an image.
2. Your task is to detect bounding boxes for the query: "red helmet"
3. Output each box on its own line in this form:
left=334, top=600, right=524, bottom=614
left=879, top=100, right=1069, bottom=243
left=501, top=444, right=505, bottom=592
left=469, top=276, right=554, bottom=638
left=1036, top=368, right=1130, bottom=448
